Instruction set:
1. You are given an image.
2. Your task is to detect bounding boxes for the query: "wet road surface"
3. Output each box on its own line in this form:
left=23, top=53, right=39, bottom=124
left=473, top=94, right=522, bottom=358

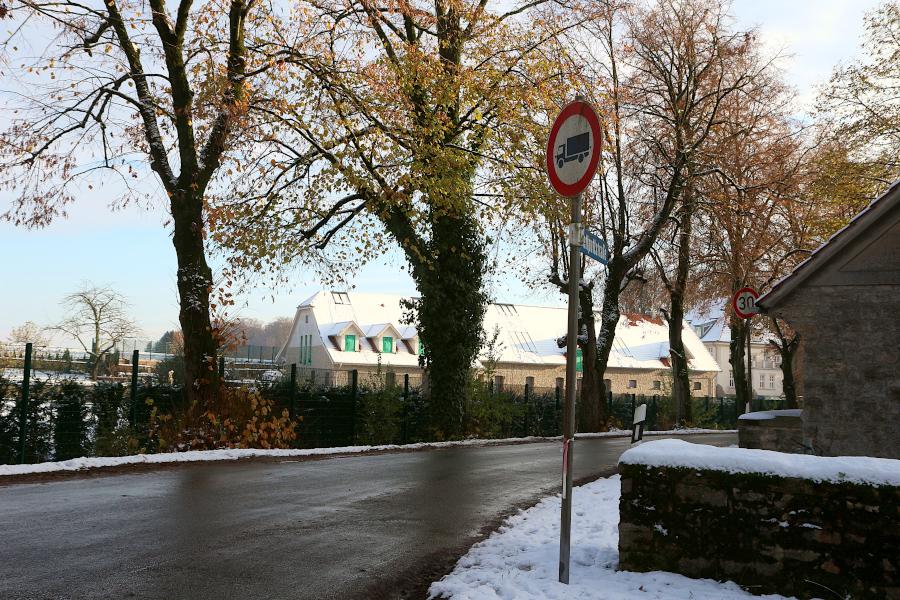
left=0, top=433, right=735, bottom=600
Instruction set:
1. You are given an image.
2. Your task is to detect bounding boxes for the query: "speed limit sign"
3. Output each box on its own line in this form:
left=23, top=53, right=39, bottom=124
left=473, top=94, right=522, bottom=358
left=732, top=287, right=760, bottom=320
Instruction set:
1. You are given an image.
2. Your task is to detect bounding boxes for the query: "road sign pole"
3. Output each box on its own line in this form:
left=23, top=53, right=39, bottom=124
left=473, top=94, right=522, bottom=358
left=559, top=191, right=581, bottom=585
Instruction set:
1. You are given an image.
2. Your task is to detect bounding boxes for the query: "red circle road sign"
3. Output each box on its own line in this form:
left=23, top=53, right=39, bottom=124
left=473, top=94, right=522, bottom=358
left=732, top=287, right=760, bottom=319
left=546, top=100, right=602, bottom=197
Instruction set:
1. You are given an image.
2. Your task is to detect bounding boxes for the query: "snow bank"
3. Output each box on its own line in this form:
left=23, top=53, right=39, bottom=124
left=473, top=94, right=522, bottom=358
left=738, top=409, right=802, bottom=421
left=0, top=429, right=734, bottom=477
left=428, top=475, right=793, bottom=600
left=620, top=439, right=900, bottom=487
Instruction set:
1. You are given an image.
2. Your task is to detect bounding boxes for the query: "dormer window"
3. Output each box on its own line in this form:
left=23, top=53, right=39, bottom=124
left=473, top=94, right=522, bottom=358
left=382, top=336, right=393, bottom=353
left=344, top=334, right=357, bottom=352
left=332, top=292, right=350, bottom=305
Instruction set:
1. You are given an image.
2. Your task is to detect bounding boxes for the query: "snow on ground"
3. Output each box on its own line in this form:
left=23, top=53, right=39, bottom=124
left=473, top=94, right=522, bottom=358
left=620, top=439, right=900, bottom=487
left=429, top=475, right=794, bottom=600
left=0, top=428, right=734, bottom=476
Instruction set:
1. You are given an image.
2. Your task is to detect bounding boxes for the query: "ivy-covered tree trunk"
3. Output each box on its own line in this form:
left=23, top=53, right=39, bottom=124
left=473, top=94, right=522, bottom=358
left=594, top=260, right=626, bottom=423
left=401, top=208, right=488, bottom=440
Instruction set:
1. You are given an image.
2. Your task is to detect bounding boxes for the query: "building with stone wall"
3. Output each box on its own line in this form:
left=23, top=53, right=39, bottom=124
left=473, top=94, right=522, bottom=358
left=277, top=291, right=719, bottom=395
left=758, top=180, right=900, bottom=459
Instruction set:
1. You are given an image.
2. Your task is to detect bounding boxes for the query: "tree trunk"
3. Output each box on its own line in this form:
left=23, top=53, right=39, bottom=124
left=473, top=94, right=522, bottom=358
left=667, top=199, right=694, bottom=426
left=729, top=313, right=749, bottom=411
left=770, top=317, right=800, bottom=409
left=171, top=189, right=218, bottom=408
left=594, top=262, right=625, bottom=425
left=577, top=285, right=605, bottom=432
left=667, top=293, right=692, bottom=426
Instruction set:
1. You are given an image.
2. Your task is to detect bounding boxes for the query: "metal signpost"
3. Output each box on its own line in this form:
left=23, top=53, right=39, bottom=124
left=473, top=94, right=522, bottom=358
left=546, top=97, right=602, bottom=585
left=732, top=287, right=760, bottom=414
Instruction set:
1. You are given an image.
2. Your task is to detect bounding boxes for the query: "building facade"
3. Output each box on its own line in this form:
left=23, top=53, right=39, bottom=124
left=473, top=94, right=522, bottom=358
left=278, top=291, right=720, bottom=395
left=686, top=306, right=785, bottom=398
left=759, top=180, right=900, bottom=459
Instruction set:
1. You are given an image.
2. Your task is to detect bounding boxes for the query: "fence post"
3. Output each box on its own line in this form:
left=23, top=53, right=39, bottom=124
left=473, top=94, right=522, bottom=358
left=130, top=349, right=139, bottom=422
left=401, top=373, right=410, bottom=445
left=289, top=363, right=297, bottom=420
left=631, top=393, right=636, bottom=425
left=523, top=383, right=531, bottom=437
left=555, top=384, right=562, bottom=435
left=17, top=342, right=32, bottom=464
left=350, top=369, right=359, bottom=444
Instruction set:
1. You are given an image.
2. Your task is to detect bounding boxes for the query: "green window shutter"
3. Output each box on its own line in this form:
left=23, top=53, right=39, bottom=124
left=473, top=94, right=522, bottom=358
left=345, top=334, right=356, bottom=352
left=382, top=336, right=393, bottom=353
left=418, top=340, right=424, bottom=356
left=576, top=348, right=583, bottom=373
left=307, top=336, right=312, bottom=364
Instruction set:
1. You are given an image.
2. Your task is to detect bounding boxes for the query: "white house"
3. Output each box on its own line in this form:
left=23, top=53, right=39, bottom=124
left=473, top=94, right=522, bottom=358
left=686, top=305, right=784, bottom=398
left=278, top=291, right=720, bottom=394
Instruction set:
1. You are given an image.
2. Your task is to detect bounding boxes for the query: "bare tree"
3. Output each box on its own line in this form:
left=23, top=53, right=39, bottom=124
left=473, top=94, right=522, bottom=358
left=52, top=285, right=139, bottom=379
left=8, top=321, right=52, bottom=346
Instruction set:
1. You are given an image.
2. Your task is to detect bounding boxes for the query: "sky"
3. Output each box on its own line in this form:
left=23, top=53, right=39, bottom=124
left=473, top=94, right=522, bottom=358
left=0, top=0, right=884, bottom=345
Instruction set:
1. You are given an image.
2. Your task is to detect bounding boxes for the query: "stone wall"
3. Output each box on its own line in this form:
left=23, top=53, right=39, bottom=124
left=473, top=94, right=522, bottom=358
left=738, top=409, right=804, bottom=453
left=619, top=463, right=900, bottom=598
left=772, top=285, right=900, bottom=459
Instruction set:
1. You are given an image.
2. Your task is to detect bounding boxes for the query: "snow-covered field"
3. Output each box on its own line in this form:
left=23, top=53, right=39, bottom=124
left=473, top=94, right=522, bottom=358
left=428, top=475, right=795, bottom=600
left=0, top=428, right=734, bottom=476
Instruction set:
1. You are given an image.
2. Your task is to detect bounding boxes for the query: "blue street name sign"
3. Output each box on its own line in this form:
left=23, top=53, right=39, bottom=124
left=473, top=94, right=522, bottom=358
left=580, top=229, right=609, bottom=265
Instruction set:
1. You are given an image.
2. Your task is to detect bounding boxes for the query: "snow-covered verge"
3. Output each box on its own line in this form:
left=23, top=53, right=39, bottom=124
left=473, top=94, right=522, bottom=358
left=428, top=475, right=794, bottom=600
left=620, top=439, right=900, bottom=487
left=0, top=428, right=734, bottom=477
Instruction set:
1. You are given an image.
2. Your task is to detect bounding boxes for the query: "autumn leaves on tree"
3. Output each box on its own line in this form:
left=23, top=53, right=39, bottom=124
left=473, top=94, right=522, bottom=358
left=2, top=0, right=897, bottom=432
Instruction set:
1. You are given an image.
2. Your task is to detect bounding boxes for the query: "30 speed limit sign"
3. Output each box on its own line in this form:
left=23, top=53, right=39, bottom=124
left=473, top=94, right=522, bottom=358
left=732, top=287, right=760, bottom=320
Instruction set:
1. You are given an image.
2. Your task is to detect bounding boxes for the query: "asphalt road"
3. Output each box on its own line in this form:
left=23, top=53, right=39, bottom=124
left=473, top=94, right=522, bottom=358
left=0, top=433, right=735, bottom=600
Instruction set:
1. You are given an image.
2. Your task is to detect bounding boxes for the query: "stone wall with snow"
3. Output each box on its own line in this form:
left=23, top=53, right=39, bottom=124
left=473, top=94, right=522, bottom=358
left=617, top=440, right=900, bottom=599
left=737, top=409, right=803, bottom=453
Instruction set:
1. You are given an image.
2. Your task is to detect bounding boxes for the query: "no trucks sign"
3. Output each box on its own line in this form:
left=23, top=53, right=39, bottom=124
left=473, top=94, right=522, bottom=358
left=546, top=100, right=602, bottom=197
left=732, top=287, right=760, bottom=320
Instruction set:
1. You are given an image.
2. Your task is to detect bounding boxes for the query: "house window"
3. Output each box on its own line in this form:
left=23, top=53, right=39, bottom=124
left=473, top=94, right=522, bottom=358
left=525, top=376, right=535, bottom=389
left=604, top=379, right=612, bottom=393
left=332, top=292, right=350, bottom=305
left=555, top=377, right=564, bottom=390
left=344, top=334, right=357, bottom=352
left=305, top=315, right=309, bottom=323
left=494, top=375, right=504, bottom=392
left=576, top=348, right=583, bottom=373
left=769, top=374, right=775, bottom=389
left=627, top=379, right=637, bottom=389
left=653, top=380, right=661, bottom=390
left=385, top=372, right=396, bottom=387
left=382, top=336, right=393, bottom=353
left=693, top=381, right=702, bottom=391
left=728, top=370, right=734, bottom=389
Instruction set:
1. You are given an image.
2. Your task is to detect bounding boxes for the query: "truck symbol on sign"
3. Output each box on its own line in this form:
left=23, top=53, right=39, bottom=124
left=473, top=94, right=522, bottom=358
left=556, top=132, right=591, bottom=169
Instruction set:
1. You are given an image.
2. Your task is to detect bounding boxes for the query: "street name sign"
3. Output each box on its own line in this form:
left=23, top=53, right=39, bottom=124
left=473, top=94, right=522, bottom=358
left=732, top=287, right=760, bottom=320
left=580, top=229, right=609, bottom=265
left=545, top=100, right=602, bottom=198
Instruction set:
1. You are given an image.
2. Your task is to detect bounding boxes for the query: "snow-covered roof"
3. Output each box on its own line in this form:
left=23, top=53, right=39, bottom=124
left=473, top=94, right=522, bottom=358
left=294, top=291, right=719, bottom=372
left=685, top=304, right=769, bottom=345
